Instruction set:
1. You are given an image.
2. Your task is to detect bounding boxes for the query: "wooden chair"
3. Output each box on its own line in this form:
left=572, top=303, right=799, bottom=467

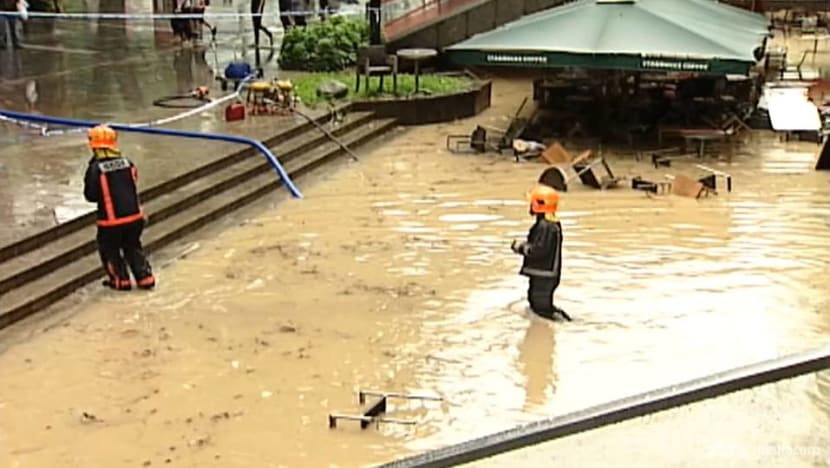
left=355, top=45, right=398, bottom=95
left=668, top=174, right=711, bottom=199
left=572, top=157, right=623, bottom=190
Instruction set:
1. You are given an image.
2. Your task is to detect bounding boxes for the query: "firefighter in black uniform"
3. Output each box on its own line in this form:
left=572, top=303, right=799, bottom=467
left=511, top=185, right=571, bottom=321
left=83, top=125, right=156, bottom=291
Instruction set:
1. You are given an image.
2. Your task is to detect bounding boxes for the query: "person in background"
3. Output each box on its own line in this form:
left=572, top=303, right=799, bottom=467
left=83, top=125, right=156, bottom=291
left=171, top=0, right=215, bottom=43
left=1, top=0, right=24, bottom=49
left=251, top=0, right=273, bottom=47
left=191, top=0, right=217, bottom=42
left=511, top=185, right=571, bottom=321
left=170, top=0, right=196, bottom=42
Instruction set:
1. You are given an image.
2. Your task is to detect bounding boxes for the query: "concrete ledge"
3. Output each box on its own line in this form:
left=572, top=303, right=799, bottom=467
left=351, top=80, right=491, bottom=125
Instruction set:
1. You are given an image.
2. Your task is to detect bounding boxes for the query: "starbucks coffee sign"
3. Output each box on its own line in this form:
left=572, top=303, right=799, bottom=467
left=486, top=54, right=548, bottom=64
left=641, top=58, right=710, bottom=72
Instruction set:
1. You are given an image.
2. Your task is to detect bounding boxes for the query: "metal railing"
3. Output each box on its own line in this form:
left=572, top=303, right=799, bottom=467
left=376, top=344, right=830, bottom=468
left=381, top=0, right=438, bottom=24
left=381, top=0, right=474, bottom=36
left=0, top=110, right=303, bottom=198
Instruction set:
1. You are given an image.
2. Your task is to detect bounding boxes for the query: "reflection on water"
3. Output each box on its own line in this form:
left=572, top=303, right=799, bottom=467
left=0, top=76, right=829, bottom=466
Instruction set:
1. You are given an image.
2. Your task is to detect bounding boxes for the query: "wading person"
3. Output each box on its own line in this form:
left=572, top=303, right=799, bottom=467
left=511, top=185, right=571, bottom=321
left=83, top=125, right=156, bottom=291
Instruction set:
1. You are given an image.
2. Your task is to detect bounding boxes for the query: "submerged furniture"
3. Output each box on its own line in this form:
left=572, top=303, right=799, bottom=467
left=328, top=390, right=441, bottom=430
left=666, top=174, right=712, bottom=199
left=446, top=125, right=506, bottom=154
left=572, top=156, right=624, bottom=191
left=696, top=164, right=732, bottom=193
left=538, top=146, right=622, bottom=192
left=632, top=176, right=672, bottom=195
left=446, top=99, right=531, bottom=155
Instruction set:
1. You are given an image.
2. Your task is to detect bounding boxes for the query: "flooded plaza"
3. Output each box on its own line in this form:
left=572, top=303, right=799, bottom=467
left=1, top=4, right=830, bottom=465
left=1, top=72, right=829, bottom=467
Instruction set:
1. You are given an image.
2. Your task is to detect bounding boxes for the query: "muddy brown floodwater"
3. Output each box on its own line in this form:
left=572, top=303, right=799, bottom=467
left=1, top=74, right=830, bottom=468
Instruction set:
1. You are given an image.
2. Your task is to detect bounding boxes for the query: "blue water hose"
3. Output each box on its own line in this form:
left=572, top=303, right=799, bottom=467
left=0, top=110, right=303, bottom=199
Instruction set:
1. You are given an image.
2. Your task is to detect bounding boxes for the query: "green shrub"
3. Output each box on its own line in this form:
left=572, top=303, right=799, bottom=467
left=279, top=17, right=372, bottom=72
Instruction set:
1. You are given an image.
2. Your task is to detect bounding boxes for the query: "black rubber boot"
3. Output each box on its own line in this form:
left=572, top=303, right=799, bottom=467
left=553, top=306, right=572, bottom=321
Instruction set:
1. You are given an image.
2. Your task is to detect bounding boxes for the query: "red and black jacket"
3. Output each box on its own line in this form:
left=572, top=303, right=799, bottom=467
left=83, top=155, right=145, bottom=227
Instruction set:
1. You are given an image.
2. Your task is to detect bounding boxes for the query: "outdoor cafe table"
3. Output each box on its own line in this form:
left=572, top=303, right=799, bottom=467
left=396, top=48, right=438, bottom=95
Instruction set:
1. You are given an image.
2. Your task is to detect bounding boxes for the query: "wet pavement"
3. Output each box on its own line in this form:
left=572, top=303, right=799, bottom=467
left=0, top=71, right=829, bottom=467
left=0, top=15, right=311, bottom=245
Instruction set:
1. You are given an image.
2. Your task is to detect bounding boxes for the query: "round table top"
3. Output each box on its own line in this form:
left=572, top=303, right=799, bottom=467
left=396, top=48, right=438, bottom=60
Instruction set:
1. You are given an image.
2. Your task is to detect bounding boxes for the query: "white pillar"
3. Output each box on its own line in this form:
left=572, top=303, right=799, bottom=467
left=123, top=0, right=155, bottom=41
left=84, top=0, right=100, bottom=33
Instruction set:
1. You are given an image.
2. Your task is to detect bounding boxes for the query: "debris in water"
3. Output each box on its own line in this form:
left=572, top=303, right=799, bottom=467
left=231, top=360, right=240, bottom=369
left=279, top=325, right=297, bottom=333
left=255, top=336, right=270, bottom=346
left=210, top=412, right=230, bottom=422
left=188, top=435, right=211, bottom=447
left=178, top=242, right=201, bottom=260
left=261, top=391, right=273, bottom=399
left=80, top=412, right=101, bottom=424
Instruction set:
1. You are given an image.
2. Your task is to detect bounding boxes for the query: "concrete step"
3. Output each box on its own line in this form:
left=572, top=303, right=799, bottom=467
left=0, top=107, right=343, bottom=265
left=0, top=115, right=397, bottom=329
left=0, top=111, right=375, bottom=297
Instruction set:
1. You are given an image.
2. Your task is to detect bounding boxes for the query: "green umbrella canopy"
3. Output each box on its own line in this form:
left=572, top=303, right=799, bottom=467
left=684, top=0, right=771, bottom=33
left=445, top=0, right=770, bottom=74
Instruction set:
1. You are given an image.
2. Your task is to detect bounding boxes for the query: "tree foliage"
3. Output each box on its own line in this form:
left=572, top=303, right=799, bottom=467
left=278, top=17, right=372, bottom=72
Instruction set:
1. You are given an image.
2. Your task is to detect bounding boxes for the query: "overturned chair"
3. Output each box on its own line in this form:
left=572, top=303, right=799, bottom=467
left=649, top=146, right=691, bottom=168
left=538, top=148, right=624, bottom=192
left=446, top=124, right=515, bottom=154
left=446, top=98, right=531, bottom=155
left=631, top=165, right=732, bottom=198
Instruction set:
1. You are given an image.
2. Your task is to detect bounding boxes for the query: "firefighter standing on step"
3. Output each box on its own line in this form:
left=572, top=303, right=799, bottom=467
left=511, top=185, right=571, bottom=321
left=83, top=125, right=156, bottom=291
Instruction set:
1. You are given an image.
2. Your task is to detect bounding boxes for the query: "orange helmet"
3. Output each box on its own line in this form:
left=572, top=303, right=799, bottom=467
left=88, top=124, right=118, bottom=150
left=528, top=185, right=559, bottom=214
